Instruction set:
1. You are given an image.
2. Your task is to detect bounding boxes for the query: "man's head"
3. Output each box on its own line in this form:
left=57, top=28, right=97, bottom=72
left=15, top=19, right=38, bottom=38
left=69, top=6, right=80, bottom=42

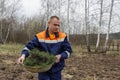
left=48, top=16, right=60, bottom=33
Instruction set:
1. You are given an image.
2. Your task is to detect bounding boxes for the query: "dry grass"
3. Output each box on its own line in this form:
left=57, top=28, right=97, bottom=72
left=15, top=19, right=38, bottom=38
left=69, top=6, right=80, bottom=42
left=0, top=43, right=24, bottom=55
left=72, top=45, right=87, bottom=53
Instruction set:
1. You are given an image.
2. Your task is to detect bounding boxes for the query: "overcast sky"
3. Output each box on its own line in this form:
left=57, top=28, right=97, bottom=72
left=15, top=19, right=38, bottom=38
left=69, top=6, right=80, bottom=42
left=21, top=0, right=40, bottom=17
left=20, top=0, right=120, bottom=33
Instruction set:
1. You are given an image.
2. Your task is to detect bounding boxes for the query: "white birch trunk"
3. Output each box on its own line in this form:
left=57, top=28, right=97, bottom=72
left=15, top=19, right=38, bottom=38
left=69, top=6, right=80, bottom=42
left=104, top=0, right=114, bottom=52
left=95, top=0, right=103, bottom=52
left=85, top=0, right=91, bottom=52
left=67, top=0, right=70, bottom=41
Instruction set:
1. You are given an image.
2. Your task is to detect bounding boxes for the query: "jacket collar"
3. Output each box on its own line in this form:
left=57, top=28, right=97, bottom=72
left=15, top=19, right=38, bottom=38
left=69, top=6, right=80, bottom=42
left=46, top=27, right=59, bottom=38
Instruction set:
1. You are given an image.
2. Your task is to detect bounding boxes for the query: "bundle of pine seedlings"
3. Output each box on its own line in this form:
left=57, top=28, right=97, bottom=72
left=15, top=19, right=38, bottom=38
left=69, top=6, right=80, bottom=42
left=23, top=49, right=55, bottom=73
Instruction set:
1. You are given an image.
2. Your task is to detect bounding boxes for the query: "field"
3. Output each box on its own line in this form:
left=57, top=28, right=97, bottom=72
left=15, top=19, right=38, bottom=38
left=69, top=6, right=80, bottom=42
left=0, top=44, right=120, bottom=80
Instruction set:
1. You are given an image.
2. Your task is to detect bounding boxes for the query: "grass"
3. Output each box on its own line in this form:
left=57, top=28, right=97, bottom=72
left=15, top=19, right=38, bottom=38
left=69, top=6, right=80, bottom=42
left=106, top=50, right=120, bottom=54
left=0, top=43, right=119, bottom=56
left=72, top=45, right=120, bottom=54
left=0, top=44, right=83, bottom=55
left=0, top=43, right=24, bottom=55
left=72, top=45, right=86, bottom=53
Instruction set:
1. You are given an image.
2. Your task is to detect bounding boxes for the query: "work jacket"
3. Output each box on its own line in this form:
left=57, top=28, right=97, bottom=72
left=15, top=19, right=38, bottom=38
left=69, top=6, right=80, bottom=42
left=21, top=28, right=72, bottom=73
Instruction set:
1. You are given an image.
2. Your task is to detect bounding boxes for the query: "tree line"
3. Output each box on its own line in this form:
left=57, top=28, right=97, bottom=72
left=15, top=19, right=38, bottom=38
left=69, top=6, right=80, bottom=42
left=0, top=0, right=120, bottom=53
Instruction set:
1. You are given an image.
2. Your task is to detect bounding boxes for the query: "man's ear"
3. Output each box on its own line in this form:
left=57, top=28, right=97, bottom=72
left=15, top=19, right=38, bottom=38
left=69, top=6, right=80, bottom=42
left=47, top=21, right=50, bottom=26
left=48, top=20, right=51, bottom=24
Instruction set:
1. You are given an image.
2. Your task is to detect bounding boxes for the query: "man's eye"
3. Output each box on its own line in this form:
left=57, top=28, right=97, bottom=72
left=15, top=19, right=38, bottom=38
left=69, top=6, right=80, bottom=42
left=53, top=24, right=60, bottom=27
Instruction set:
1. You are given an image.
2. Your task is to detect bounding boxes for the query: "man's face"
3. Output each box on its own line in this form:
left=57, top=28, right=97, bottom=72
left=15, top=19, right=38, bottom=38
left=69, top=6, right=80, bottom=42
left=48, top=18, right=60, bottom=33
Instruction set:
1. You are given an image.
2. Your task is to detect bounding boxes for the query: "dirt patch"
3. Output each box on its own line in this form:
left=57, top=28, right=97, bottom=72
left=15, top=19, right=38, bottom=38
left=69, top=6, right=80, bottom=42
left=63, top=53, right=120, bottom=80
left=0, top=53, right=120, bottom=80
left=0, top=54, right=37, bottom=80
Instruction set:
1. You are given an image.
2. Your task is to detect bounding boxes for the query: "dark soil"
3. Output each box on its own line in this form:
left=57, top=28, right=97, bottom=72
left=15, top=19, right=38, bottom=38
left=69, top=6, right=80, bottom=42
left=0, top=53, right=120, bottom=80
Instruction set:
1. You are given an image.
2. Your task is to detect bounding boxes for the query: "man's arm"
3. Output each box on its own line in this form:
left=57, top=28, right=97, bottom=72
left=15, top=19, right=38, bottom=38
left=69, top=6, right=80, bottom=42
left=21, top=36, right=40, bottom=57
left=17, top=36, right=39, bottom=64
left=61, top=36, right=72, bottom=59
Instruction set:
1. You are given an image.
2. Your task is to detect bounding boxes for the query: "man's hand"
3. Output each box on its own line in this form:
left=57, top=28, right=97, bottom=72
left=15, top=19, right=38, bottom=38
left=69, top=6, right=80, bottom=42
left=17, top=54, right=25, bottom=64
left=55, top=54, right=61, bottom=63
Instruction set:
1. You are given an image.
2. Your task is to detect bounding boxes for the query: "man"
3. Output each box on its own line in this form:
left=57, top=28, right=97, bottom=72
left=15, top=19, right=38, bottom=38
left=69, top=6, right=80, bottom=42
left=17, top=16, right=72, bottom=80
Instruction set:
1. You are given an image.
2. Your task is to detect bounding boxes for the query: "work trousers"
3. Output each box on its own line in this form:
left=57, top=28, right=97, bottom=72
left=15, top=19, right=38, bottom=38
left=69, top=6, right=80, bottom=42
left=38, top=70, right=62, bottom=80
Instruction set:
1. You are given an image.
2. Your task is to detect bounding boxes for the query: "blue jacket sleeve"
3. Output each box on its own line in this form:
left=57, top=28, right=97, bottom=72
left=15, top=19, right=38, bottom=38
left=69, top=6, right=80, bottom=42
left=61, top=36, right=72, bottom=59
left=21, top=35, right=39, bottom=57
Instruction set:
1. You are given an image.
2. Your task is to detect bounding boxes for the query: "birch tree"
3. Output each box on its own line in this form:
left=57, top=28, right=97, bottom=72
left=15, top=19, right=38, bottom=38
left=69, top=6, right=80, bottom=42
left=95, top=0, right=103, bottom=52
left=104, top=0, right=114, bottom=52
left=0, top=0, right=10, bottom=44
left=0, top=0, right=5, bottom=43
left=0, top=0, right=21, bottom=44
left=85, top=0, right=91, bottom=52
left=67, top=0, right=70, bottom=41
